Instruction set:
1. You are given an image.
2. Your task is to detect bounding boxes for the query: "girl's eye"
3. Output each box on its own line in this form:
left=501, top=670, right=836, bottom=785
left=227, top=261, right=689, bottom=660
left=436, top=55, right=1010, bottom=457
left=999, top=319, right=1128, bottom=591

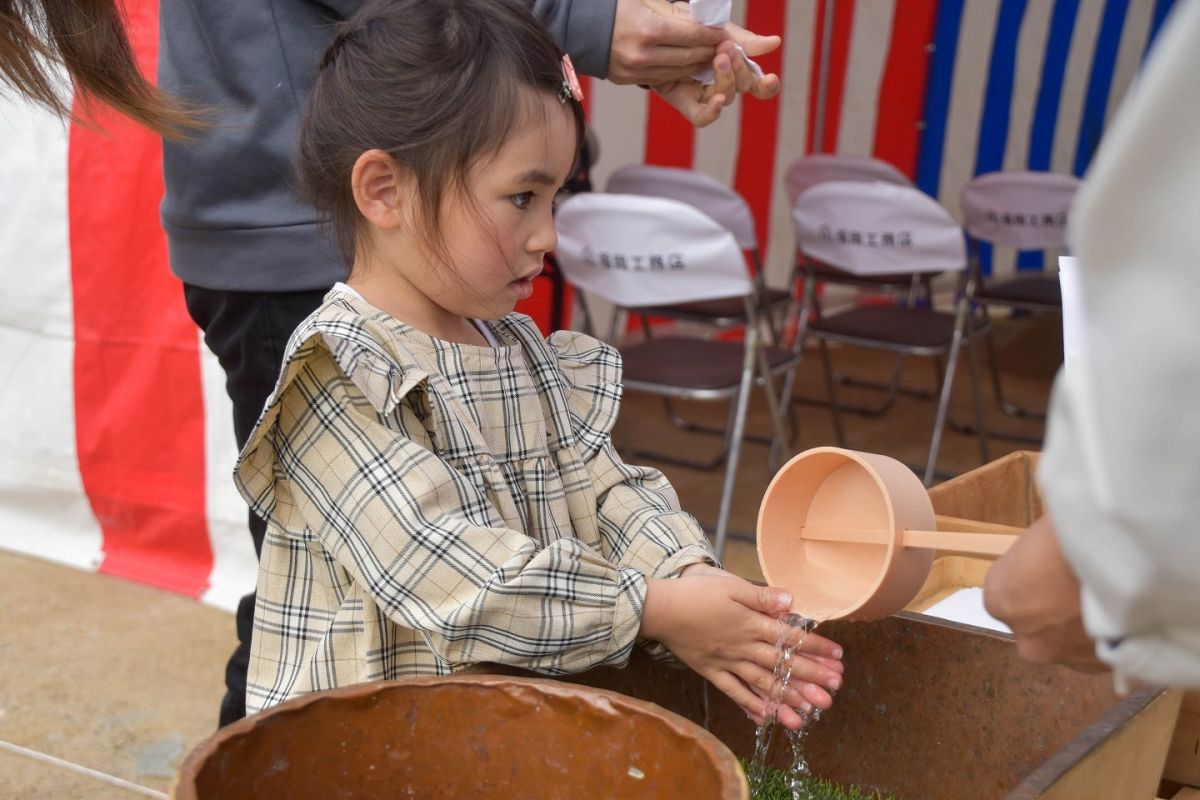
left=510, top=191, right=534, bottom=210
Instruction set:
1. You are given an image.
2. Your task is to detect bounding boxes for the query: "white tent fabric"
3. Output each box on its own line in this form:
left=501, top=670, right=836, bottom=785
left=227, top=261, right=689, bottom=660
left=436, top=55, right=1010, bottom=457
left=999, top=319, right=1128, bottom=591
left=0, top=0, right=1174, bottom=605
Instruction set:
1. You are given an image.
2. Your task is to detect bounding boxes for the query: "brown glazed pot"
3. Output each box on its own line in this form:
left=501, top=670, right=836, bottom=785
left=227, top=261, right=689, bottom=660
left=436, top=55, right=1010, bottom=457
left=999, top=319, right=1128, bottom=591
left=173, top=674, right=748, bottom=799
left=757, top=446, right=937, bottom=621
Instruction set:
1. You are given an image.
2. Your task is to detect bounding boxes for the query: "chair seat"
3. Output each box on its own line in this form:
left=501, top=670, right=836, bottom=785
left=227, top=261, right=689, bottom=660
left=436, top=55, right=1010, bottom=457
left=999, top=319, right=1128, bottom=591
left=634, top=288, right=792, bottom=323
left=976, top=275, right=1061, bottom=308
left=813, top=306, right=971, bottom=350
left=622, top=336, right=794, bottom=391
left=811, top=260, right=916, bottom=287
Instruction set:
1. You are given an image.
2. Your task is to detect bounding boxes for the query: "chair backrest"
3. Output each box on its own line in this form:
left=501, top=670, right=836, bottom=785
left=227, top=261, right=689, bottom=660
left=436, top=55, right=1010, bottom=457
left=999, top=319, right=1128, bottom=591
left=959, top=171, right=1081, bottom=250
left=784, top=154, right=912, bottom=207
left=792, top=181, right=966, bottom=277
left=606, top=164, right=757, bottom=250
left=554, top=193, right=752, bottom=308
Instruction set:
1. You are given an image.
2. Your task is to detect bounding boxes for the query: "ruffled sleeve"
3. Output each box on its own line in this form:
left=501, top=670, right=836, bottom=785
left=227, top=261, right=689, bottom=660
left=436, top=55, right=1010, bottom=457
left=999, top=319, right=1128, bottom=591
left=549, top=330, right=718, bottom=579
left=547, top=330, right=622, bottom=458
left=235, top=300, right=431, bottom=533
left=236, top=320, right=650, bottom=676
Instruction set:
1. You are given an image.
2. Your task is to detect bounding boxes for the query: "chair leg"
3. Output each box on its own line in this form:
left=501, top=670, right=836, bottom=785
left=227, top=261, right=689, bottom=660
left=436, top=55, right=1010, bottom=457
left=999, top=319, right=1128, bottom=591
left=818, top=338, right=847, bottom=447
left=713, top=330, right=759, bottom=559
left=631, top=403, right=730, bottom=470
left=924, top=301, right=970, bottom=487
left=755, top=348, right=791, bottom=473
left=966, top=324, right=991, bottom=466
left=982, top=317, right=1010, bottom=410
left=776, top=273, right=814, bottom=421
left=982, top=310, right=1048, bottom=421
left=948, top=311, right=1046, bottom=445
left=828, top=353, right=906, bottom=415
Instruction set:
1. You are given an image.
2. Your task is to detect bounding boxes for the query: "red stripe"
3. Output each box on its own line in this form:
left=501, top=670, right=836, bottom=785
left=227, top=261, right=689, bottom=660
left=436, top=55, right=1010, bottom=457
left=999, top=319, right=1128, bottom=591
left=872, top=0, right=939, bottom=178
left=644, top=92, right=695, bottom=167
left=734, top=0, right=787, bottom=258
left=69, top=0, right=212, bottom=596
left=806, top=0, right=855, bottom=153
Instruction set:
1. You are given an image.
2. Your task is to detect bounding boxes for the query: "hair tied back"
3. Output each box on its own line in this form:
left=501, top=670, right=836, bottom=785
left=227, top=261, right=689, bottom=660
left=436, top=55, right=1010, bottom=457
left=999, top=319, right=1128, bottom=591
left=321, top=29, right=353, bottom=70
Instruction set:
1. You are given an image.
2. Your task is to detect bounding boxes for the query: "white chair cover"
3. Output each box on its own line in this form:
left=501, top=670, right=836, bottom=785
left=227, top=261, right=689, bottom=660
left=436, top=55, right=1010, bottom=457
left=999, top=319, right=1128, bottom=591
left=555, top=193, right=752, bottom=307
left=792, top=181, right=966, bottom=277
left=960, top=171, right=1081, bottom=250
left=784, top=154, right=912, bottom=207
left=606, top=164, right=757, bottom=250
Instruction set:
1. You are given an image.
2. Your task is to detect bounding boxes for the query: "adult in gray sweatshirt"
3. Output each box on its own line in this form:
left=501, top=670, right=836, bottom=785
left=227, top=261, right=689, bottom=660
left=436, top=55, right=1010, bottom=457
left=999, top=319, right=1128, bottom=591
left=156, top=0, right=782, bottom=726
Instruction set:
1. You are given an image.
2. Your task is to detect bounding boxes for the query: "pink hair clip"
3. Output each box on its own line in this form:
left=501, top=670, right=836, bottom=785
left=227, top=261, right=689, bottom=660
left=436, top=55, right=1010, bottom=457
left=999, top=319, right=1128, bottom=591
left=559, top=54, right=584, bottom=104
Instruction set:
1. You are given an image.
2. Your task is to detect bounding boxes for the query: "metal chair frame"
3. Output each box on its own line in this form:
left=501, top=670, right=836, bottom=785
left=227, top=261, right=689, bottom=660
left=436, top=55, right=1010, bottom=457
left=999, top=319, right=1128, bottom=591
left=782, top=155, right=937, bottom=413
left=790, top=180, right=990, bottom=486
left=555, top=193, right=801, bottom=555
left=956, top=170, right=1081, bottom=440
left=606, top=164, right=799, bottom=461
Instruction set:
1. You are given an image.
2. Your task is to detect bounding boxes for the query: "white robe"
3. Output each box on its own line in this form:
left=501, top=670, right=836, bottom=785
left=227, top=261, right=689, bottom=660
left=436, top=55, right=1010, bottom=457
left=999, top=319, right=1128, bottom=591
left=1038, top=0, right=1200, bottom=689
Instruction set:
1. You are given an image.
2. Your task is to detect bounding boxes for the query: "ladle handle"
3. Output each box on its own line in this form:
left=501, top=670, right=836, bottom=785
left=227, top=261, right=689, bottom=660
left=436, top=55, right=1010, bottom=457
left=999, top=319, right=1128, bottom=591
left=798, top=526, right=1019, bottom=558
left=900, top=529, right=1016, bottom=558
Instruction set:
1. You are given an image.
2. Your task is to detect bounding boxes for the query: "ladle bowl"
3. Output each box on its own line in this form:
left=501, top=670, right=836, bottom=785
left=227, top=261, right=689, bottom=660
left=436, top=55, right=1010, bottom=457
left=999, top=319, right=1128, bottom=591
left=757, top=447, right=1018, bottom=621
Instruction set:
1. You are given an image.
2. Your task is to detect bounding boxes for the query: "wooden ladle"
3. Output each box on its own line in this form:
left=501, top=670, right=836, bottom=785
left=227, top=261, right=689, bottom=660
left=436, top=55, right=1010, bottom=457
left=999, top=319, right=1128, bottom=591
left=756, top=447, right=1020, bottom=621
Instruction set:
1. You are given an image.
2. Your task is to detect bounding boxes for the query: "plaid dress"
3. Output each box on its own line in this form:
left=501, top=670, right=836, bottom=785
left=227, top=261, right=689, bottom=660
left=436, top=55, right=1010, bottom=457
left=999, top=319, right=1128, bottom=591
left=235, top=292, right=716, bottom=713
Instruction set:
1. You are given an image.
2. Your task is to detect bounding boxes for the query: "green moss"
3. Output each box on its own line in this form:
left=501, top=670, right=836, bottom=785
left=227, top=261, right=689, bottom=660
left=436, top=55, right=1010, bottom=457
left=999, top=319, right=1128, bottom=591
left=744, top=762, right=903, bottom=800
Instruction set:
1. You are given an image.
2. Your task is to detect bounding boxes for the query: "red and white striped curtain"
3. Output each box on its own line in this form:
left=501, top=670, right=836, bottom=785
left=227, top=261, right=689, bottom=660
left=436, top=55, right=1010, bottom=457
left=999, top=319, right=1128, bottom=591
left=0, top=0, right=1174, bottom=609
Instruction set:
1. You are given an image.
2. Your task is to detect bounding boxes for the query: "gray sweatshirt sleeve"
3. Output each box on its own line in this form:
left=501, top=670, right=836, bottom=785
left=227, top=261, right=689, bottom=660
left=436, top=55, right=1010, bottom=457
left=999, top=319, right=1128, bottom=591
left=531, top=0, right=619, bottom=78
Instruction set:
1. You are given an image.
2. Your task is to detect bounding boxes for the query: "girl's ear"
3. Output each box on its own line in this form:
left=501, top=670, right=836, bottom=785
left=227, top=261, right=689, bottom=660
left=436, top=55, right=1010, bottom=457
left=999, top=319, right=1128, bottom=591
left=351, top=149, right=412, bottom=230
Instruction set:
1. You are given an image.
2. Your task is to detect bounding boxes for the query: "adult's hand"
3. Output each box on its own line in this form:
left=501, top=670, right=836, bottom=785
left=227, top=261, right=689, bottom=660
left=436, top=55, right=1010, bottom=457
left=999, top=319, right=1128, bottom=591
left=983, top=515, right=1108, bottom=672
left=608, top=0, right=781, bottom=87
left=652, top=39, right=781, bottom=127
left=608, top=0, right=723, bottom=84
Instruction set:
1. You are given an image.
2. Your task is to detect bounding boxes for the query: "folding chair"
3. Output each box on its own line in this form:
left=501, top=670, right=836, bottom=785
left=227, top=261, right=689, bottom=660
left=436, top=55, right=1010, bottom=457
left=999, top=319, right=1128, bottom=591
left=960, top=171, right=1081, bottom=421
left=554, top=192, right=799, bottom=555
left=782, top=155, right=936, bottom=415
left=606, top=164, right=792, bottom=342
left=784, top=154, right=912, bottom=207
left=792, top=180, right=990, bottom=486
left=605, top=164, right=797, bottom=464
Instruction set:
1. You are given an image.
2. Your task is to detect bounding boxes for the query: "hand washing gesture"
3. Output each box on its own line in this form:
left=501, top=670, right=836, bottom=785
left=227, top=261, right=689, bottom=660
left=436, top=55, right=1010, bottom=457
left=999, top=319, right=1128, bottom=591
left=640, top=565, right=844, bottom=730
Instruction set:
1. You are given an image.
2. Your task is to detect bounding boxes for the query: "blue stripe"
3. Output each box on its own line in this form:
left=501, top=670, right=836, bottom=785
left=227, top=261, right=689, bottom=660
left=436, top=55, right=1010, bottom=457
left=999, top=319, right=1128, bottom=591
left=1144, top=0, right=1176, bottom=60
left=972, top=0, right=1027, bottom=275
left=1021, top=0, right=1081, bottom=271
left=973, top=0, right=1028, bottom=176
left=1073, top=0, right=1130, bottom=176
left=914, top=0, right=965, bottom=197
left=1027, top=0, right=1080, bottom=170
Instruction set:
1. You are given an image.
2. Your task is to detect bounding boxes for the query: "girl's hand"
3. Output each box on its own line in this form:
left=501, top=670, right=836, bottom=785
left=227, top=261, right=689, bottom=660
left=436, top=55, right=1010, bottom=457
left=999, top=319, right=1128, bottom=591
left=641, top=569, right=843, bottom=730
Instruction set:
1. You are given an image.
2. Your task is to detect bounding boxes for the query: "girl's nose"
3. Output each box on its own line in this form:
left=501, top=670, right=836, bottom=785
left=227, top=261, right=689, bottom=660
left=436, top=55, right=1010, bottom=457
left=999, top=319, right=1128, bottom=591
left=529, top=209, right=558, bottom=254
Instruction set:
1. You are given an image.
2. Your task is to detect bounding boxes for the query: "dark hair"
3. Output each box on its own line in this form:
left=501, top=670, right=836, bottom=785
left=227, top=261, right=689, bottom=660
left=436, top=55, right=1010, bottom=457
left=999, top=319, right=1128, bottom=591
left=0, top=0, right=203, bottom=138
left=298, top=0, right=585, bottom=267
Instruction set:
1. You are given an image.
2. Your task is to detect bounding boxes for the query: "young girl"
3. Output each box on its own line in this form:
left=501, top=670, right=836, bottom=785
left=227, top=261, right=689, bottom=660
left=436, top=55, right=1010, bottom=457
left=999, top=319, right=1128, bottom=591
left=236, top=0, right=843, bottom=729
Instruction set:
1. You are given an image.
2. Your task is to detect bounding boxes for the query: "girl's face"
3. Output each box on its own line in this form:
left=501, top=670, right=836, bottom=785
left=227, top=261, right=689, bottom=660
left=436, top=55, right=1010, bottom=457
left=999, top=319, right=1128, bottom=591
left=352, top=90, right=579, bottom=343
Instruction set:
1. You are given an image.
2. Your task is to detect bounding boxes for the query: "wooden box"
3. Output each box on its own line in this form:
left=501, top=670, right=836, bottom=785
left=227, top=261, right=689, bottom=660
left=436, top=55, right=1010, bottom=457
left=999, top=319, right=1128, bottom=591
left=561, top=450, right=1184, bottom=799
left=914, top=449, right=1192, bottom=796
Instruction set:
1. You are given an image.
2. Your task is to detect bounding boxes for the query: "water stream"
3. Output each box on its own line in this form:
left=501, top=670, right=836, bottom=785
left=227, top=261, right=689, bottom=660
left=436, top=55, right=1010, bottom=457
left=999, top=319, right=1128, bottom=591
left=747, top=614, right=822, bottom=800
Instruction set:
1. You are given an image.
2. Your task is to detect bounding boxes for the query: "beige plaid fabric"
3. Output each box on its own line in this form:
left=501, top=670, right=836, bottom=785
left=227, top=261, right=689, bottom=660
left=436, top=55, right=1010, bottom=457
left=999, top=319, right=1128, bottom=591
left=235, top=292, right=716, bottom=713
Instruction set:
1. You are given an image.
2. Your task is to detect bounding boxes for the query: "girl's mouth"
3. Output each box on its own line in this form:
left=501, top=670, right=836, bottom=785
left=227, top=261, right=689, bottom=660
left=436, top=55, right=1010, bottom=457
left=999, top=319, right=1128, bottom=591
left=510, top=276, right=535, bottom=300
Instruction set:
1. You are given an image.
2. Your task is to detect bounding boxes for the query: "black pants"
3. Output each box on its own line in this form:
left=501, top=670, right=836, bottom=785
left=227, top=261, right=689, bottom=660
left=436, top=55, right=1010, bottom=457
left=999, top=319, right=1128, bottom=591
left=183, top=284, right=328, bottom=727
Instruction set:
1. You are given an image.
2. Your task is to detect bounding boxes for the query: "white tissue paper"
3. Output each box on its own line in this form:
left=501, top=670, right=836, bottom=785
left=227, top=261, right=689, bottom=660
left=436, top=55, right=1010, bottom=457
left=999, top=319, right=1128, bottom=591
left=920, top=588, right=1012, bottom=634
left=689, top=0, right=730, bottom=26
left=1058, top=256, right=1085, bottom=372
left=688, top=0, right=764, bottom=86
